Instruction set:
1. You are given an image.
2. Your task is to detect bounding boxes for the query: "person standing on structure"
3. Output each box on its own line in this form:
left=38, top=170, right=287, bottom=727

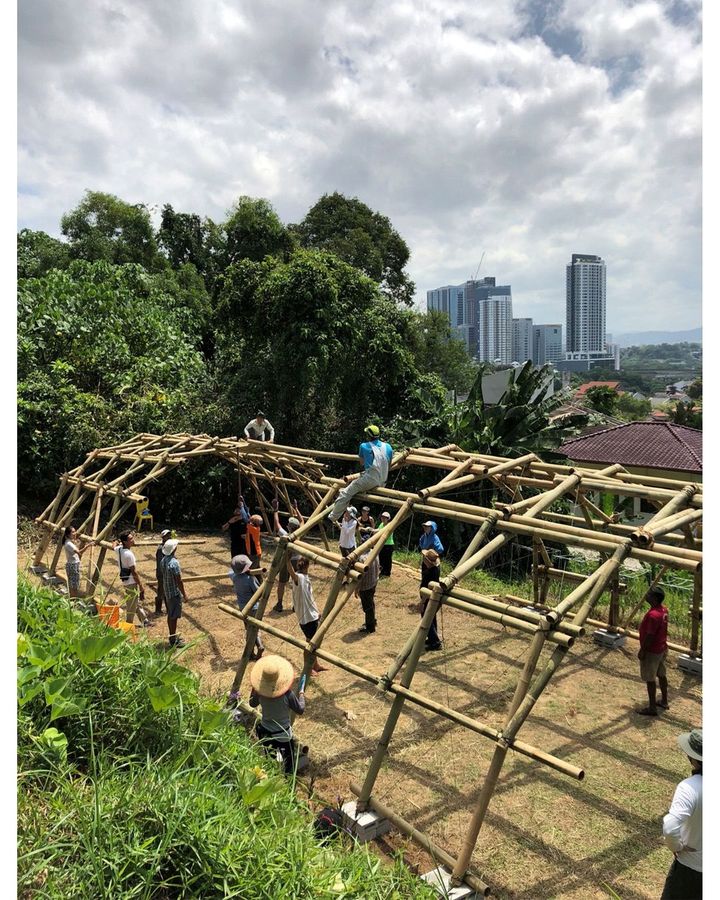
left=327, top=425, right=393, bottom=524
left=244, top=412, right=275, bottom=443
left=636, top=586, right=670, bottom=716
left=661, top=729, right=702, bottom=899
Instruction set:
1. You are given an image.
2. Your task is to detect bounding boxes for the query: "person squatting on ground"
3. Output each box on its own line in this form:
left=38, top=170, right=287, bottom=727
left=272, top=499, right=304, bottom=612
left=637, top=586, right=669, bottom=716
left=377, top=510, right=394, bottom=577
left=222, top=498, right=250, bottom=559
left=230, top=553, right=264, bottom=660
left=62, top=525, right=93, bottom=598
left=160, top=538, right=188, bottom=648
left=327, top=425, right=393, bottom=523
left=244, top=411, right=275, bottom=443
left=286, top=555, right=328, bottom=674
left=116, top=530, right=151, bottom=626
left=335, top=506, right=358, bottom=558
left=154, top=529, right=172, bottom=615
left=355, top=551, right=380, bottom=634
left=661, top=728, right=702, bottom=899
left=248, top=654, right=306, bottom=775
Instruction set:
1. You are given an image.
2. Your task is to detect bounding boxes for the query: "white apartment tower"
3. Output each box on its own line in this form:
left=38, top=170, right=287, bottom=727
left=478, top=295, right=513, bottom=364
left=566, top=253, right=606, bottom=356
left=512, top=318, right=533, bottom=363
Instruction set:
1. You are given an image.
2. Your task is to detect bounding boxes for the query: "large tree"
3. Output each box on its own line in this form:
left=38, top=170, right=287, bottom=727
left=294, top=192, right=415, bottom=305
left=221, top=197, right=294, bottom=269
left=61, top=191, right=164, bottom=271
left=157, top=204, right=225, bottom=290
left=17, top=229, right=71, bottom=279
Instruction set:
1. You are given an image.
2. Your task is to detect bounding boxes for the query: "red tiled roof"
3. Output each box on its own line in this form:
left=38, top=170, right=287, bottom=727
left=575, top=381, right=621, bottom=397
left=558, top=422, right=702, bottom=473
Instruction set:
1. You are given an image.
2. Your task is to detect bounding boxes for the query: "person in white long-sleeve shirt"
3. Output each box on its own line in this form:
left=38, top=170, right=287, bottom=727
left=661, top=728, right=702, bottom=899
left=244, top=411, right=275, bottom=442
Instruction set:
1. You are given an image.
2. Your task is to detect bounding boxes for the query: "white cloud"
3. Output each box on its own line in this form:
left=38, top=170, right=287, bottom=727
left=18, top=0, right=701, bottom=332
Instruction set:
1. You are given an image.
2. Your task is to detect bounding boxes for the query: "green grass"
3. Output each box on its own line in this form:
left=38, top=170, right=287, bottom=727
left=17, top=576, right=435, bottom=899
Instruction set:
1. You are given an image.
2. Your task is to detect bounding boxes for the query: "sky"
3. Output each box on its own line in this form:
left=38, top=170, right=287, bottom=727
left=17, top=0, right=702, bottom=334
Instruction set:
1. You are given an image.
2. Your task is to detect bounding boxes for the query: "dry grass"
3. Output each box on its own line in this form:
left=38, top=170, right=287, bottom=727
left=20, top=528, right=702, bottom=899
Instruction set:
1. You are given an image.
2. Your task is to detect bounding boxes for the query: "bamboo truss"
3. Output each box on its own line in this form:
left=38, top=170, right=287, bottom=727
left=30, top=433, right=703, bottom=894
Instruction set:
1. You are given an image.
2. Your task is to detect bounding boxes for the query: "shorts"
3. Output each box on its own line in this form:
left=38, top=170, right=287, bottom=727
left=300, top=619, right=319, bottom=641
left=278, top=567, right=290, bottom=584
left=640, top=650, right=667, bottom=682
left=166, top=593, right=183, bottom=620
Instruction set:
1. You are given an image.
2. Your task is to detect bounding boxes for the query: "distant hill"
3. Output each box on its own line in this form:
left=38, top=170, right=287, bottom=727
left=613, top=327, right=702, bottom=348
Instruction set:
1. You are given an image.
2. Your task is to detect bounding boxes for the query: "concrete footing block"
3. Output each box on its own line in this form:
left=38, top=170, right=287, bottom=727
left=592, top=629, right=627, bottom=649
left=340, top=800, right=392, bottom=843
left=678, top=654, right=702, bottom=677
left=421, top=866, right=483, bottom=899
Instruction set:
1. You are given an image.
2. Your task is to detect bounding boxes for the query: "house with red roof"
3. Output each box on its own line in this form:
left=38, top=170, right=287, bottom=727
left=574, top=381, right=622, bottom=398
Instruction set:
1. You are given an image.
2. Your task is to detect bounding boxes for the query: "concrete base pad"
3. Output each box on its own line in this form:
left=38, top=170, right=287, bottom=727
left=421, top=866, right=483, bottom=898
left=592, top=629, right=627, bottom=649
left=340, top=800, right=392, bottom=843
left=678, top=654, right=702, bottom=677
left=29, top=565, right=48, bottom=575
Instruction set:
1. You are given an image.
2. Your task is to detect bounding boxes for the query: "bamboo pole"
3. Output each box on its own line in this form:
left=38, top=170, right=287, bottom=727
left=356, top=583, right=445, bottom=809
left=33, top=475, right=70, bottom=566
left=538, top=566, right=627, bottom=593
left=417, top=456, right=482, bottom=499
left=583, top=617, right=692, bottom=655
left=690, top=565, right=702, bottom=657
left=348, top=783, right=491, bottom=897
left=633, top=509, right=703, bottom=546
left=289, top=483, right=342, bottom=542
left=307, top=581, right=357, bottom=648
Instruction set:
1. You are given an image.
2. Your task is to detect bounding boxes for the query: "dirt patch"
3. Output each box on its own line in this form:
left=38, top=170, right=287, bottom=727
left=20, top=529, right=702, bottom=899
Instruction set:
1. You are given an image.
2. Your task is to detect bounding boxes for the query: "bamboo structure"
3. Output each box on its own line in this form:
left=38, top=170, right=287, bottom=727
left=30, top=433, right=703, bottom=896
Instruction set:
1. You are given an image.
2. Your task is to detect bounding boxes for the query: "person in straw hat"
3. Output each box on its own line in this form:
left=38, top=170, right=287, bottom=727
left=229, top=554, right=264, bottom=660
left=248, top=654, right=306, bottom=774
left=661, top=728, right=702, bottom=899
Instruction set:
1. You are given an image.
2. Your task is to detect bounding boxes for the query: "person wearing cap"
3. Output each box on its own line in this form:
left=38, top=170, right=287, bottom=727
left=636, top=586, right=670, bottom=716
left=244, top=412, right=275, bottom=443
left=154, top=529, right=172, bottom=616
left=229, top=554, right=264, bottom=660
left=286, top=555, right=327, bottom=674
left=355, top=550, right=380, bottom=634
left=116, top=530, right=151, bottom=627
left=377, top=511, right=395, bottom=577
left=334, top=506, right=358, bottom=559
left=244, top=514, right=265, bottom=574
left=661, top=728, right=702, bottom=898
left=160, top=538, right=188, bottom=648
left=222, top=498, right=250, bottom=559
left=420, top=548, right=443, bottom=651
left=418, top=520, right=444, bottom=557
left=248, top=654, right=305, bottom=774
left=357, top=506, right=375, bottom=543
left=272, top=499, right=304, bottom=612
left=327, top=425, right=393, bottom=523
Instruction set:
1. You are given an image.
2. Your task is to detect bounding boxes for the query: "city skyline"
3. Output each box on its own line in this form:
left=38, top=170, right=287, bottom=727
left=18, top=1, right=701, bottom=334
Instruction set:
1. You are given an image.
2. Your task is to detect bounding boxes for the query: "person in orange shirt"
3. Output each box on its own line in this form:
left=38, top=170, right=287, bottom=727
left=244, top=514, right=264, bottom=574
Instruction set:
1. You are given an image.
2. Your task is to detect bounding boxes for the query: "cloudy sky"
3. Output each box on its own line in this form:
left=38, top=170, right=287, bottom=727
left=18, top=0, right=701, bottom=334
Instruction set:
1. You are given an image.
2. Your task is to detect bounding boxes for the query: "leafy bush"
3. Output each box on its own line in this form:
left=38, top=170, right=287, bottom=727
left=17, top=578, right=434, bottom=899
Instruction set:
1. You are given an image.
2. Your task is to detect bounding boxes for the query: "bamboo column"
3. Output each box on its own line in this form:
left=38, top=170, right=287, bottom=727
left=356, top=583, right=445, bottom=811
left=690, top=564, right=702, bottom=658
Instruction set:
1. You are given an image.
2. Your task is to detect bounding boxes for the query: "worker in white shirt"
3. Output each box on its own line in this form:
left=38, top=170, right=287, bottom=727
left=661, top=728, right=702, bottom=899
left=244, top=411, right=275, bottom=442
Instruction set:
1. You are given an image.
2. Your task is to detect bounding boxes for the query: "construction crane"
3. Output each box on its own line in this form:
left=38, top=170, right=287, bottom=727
left=471, top=251, right=485, bottom=282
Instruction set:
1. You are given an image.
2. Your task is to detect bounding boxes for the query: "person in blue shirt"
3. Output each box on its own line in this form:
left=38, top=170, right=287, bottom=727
left=418, top=522, right=444, bottom=651
left=229, top=554, right=265, bottom=660
left=327, top=425, right=393, bottom=523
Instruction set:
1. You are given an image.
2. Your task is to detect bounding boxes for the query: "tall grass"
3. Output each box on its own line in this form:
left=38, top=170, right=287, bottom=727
left=17, top=576, right=435, bottom=899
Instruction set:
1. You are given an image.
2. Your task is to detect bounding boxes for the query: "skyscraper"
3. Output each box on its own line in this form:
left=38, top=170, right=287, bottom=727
left=512, top=318, right=533, bottom=363
left=427, top=276, right=512, bottom=362
left=533, top=324, right=563, bottom=365
left=565, top=253, right=606, bottom=356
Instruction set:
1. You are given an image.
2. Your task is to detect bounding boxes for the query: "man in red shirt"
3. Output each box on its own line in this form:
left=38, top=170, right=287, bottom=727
left=637, top=586, right=669, bottom=716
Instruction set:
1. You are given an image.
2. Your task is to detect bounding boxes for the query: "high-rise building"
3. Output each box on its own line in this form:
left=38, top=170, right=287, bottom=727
left=512, top=318, right=533, bottom=363
left=566, top=253, right=606, bottom=356
left=533, top=324, right=563, bottom=365
left=427, top=276, right=512, bottom=362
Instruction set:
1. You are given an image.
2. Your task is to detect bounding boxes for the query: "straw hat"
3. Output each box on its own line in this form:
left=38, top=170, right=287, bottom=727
left=422, top=548, right=440, bottom=564
left=677, top=728, right=702, bottom=761
left=250, top=654, right=295, bottom=698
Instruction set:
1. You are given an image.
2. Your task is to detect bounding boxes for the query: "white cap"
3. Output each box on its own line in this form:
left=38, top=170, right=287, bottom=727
left=162, top=538, right=179, bottom=556
left=381, top=511, right=391, bottom=519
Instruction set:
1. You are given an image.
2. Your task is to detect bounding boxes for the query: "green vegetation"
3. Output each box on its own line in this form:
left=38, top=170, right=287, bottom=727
left=17, top=577, right=434, bottom=899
